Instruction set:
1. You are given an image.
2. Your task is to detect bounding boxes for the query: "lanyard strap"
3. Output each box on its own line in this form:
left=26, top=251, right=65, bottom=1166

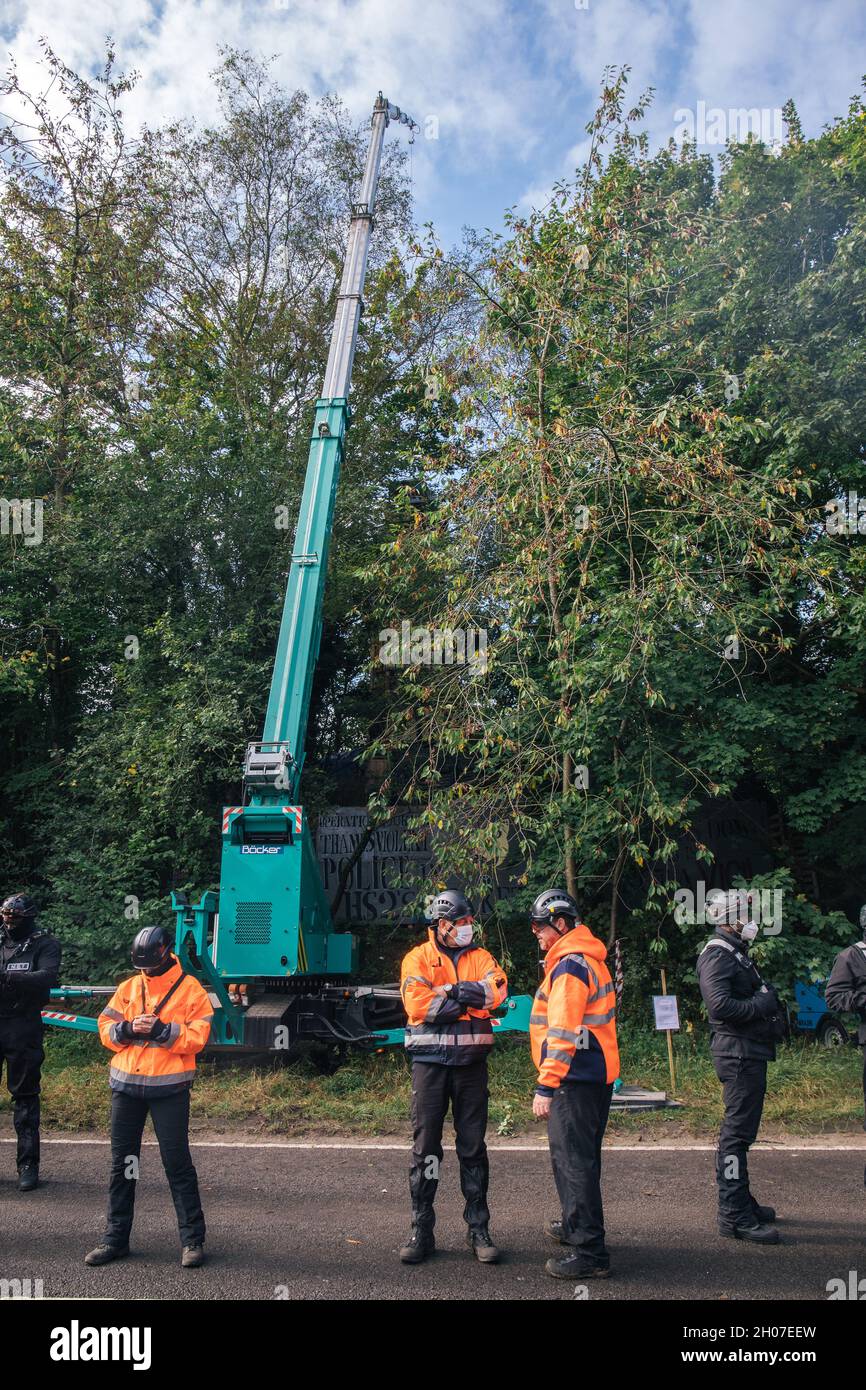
left=140, top=972, right=186, bottom=1017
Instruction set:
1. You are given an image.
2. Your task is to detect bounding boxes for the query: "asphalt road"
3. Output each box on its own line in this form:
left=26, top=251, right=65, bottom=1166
left=1, top=1137, right=864, bottom=1300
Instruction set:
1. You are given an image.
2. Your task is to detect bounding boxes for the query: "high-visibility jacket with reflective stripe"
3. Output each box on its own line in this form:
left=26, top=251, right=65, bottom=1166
left=401, top=932, right=508, bottom=1067
left=98, top=957, right=213, bottom=1098
left=530, top=925, right=619, bottom=1093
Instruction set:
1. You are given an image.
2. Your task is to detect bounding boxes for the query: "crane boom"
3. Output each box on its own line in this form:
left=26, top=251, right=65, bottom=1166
left=256, top=95, right=403, bottom=788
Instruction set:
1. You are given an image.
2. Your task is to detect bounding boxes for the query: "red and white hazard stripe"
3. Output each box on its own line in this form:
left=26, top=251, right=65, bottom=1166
left=283, top=806, right=303, bottom=832
left=41, top=1010, right=79, bottom=1023
left=222, top=806, right=243, bottom=832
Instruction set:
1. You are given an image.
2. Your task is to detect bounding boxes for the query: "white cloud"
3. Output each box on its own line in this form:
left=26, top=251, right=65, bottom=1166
left=3, top=0, right=863, bottom=240
left=514, top=0, right=865, bottom=218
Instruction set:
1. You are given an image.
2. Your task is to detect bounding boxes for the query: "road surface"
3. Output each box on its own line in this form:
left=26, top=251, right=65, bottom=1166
left=1, top=1136, right=864, bottom=1300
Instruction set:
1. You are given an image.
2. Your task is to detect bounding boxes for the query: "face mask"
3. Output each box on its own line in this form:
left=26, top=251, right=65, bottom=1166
left=4, top=919, right=31, bottom=942
left=452, top=924, right=474, bottom=947
left=740, top=921, right=759, bottom=942
left=142, top=954, right=173, bottom=977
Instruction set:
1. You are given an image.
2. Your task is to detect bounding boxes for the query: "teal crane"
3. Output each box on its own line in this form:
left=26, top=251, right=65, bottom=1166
left=165, top=93, right=420, bottom=1047
left=44, top=93, right=535, bottom=1052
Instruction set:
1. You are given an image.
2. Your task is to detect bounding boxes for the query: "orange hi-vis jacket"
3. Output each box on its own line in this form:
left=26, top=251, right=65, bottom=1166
left=98, top=956, right=213, bottom=1099
left=401, top=931, right=508, bottom=1066
left=530, top=924, right=619, bottom=1094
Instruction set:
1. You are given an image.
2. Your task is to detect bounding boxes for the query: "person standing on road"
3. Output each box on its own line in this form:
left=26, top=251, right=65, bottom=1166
left=399, top=889, right=508, bottom=1265
left=85, top=926, right=212, bottom=1269
left=529, top=889, right=619, bottom=1281
left=697, top=890, right=784, bottom=1245
left=825, top=904, right=866, bottom=1184
left=0, top=893, right=61, bottom=1192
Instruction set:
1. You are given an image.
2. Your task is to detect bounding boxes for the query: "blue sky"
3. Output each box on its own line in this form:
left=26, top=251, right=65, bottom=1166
left=2, top=0, right=864, bottom=246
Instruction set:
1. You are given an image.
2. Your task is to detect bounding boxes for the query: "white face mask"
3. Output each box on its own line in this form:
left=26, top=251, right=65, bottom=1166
left=740, top=921, right=759, bottom=942
left=452, top=924, right=474, bottom=947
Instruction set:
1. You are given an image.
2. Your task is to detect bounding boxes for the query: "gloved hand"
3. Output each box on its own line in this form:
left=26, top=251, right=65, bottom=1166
left=453, top=981, right=486, bottom=1009
left=149, top=1019, right=170, bottom=1042
left=753, top=988, right=778, bottom=1018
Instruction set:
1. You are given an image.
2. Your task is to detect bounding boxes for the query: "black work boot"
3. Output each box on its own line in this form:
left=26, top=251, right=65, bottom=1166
left=751, top=1196, right=777, bottom=1224
left=84, top=1244, right=131, bottom=1266
left=719, top=1218, right=780, bottom=1245
left=399, top=1222, right=435, bottom=1263
left=546, top=1250, right=611, bottom=1280
left=17, top=1163, right=39, bottom=1192
left=467, top=1226, right=500, bottom=1263
left=545, top=1219, right=567, bottom=1244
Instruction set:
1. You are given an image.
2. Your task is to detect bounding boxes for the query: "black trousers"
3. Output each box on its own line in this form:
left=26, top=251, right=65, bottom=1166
left=104, top=1089, right=206, bottom=1248
left=0, top=1015, right=44, bottom=1170
left=713, top=1055, right=767, bottom=1225
left=547, top=1081, right=613, bottom=1261
left=410, top=1060, right=490, bottom=1231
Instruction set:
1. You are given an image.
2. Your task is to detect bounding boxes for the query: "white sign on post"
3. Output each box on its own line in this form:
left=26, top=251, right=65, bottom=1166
left=653, top=995, right=680, bottom=1032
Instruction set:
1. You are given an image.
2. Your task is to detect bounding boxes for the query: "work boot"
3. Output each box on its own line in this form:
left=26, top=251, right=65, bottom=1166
left=719, top=1219, right=780, bottom=1245
left=546, top=1251, right=611, bottom=1280
left=84, top=1244, right=130, bottom=1266
left=751, top=1197, right=776, bottom=1224
left=182, top=1244, right=205, bottom=1268
left=467, top=1226, right=500, bottom=1263
left=545, top=1219, right=567, bottom=1244
left=399, top=1227, right=435, bottom=1263
left=17, top=1163, right=39, bottom=1192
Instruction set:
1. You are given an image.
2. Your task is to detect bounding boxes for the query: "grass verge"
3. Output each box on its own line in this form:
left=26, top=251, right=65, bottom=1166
left=3, top=1027, right=862, bottom=1140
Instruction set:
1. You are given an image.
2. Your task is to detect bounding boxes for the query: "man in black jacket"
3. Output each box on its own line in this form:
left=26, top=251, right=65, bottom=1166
left=0, top=894, right=61, bottom=1190
left=825, top=905, right=866, bottom=1181
left=696, top=890, right=782, bottom=1245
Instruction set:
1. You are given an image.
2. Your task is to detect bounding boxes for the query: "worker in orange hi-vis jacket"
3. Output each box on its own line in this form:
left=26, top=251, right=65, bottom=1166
left=85, top=926, right=213, bottom=1270
left=529, top=889, right=620, bottom=1281
left=399, top=890, right=508, bottom=1265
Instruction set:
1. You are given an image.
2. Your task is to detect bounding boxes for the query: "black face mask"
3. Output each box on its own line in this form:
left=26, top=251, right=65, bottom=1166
left=3, top=919, right=33, bottom=942
left=141, top=954, right=173, bottom=978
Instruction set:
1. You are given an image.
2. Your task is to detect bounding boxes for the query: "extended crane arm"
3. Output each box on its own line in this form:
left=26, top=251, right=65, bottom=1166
left=245, top=94, right=417, bottom=804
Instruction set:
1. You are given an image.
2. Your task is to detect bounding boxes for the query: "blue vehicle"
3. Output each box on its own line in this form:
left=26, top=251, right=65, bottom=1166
left=794, top=979, right=852, bottom=1047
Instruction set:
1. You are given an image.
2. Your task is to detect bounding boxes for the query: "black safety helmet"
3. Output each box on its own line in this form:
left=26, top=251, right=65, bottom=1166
left=131, top=925, right=173, bottom=971
left=1, top=893, right=39, bottom=921
left=529, top=889, right=580, bottom=932
left=428, top=889, right=474, bottom=923
left=706, top=889, right=752, bottom=928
